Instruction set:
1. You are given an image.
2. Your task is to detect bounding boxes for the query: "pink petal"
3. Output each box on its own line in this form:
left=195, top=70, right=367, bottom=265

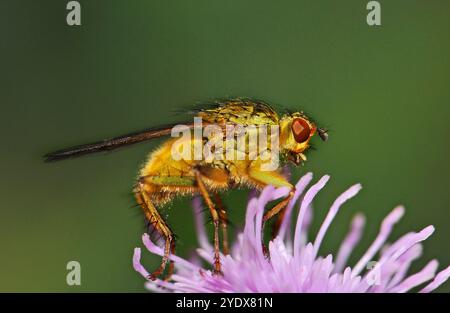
left=334, top=214, right=366, bottom=273
left=133, top=248, right=149, bottom=278
left=142, top=233, right=200, bottom=271
left=390, top=260, right=438, bottom=293
left=278, top=172, right=313, bottom=240
left=352, top=206, right=405, bottom=277
left=420, top=265, right=450, bottom=293
left=313, top=184, right=362, bottom=259
left=294, top=175, right=330, bottom=261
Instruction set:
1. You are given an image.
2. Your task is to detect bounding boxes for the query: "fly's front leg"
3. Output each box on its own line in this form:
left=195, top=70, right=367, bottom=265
left=271, top=206, right=288, bottom=239
left=262, top=189, right=295, bottom=223
left=194, top=170, right=223, bottom=275
left=248, top=165, right=295, bottom=240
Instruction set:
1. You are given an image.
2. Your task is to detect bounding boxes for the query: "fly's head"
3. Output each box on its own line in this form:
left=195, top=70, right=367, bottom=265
left=279, top=112, right=328, bottom=165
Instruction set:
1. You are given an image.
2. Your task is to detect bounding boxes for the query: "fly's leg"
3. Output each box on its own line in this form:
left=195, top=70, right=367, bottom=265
left=136, top=182, right=174, bottom=281
left=196, top=167, right=230, bottom=255
left=271, top=206, right=288, bottom=239
left=214, top=193, right=229, bottom=255
left=137, top=174, right=197, bottom=280
left=168, top=239, right=176, bottom=280
left=248, top=165, right=295, bottom=245
left=194, top=170, right=223, bottom=275
left=263, top=190, right=295, bottom=238
left=139, top=168, right=227, bottom=276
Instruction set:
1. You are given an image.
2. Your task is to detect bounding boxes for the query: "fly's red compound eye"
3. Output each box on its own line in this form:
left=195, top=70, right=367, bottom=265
left=292, top=118, right=311, bottom=143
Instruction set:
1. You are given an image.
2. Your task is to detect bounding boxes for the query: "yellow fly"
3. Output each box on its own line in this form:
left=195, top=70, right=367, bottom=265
left=45, top=98, right=328, bottom=280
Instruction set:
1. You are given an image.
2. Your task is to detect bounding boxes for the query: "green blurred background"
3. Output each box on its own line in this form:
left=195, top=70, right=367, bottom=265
left=1, top=0, right=449, bottom=292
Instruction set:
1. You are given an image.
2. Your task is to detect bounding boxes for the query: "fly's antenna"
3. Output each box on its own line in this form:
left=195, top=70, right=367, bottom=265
left=317, top=127, right=329, bottom=142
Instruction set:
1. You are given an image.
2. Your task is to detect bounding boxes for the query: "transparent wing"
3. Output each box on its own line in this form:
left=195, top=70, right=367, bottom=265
left=44, top=122, right=194, bottom=162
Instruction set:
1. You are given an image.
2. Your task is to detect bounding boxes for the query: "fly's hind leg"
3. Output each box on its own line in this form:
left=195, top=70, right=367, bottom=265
left=139, top=168, right=227, bottom=277
left=135, top=182, right=174, bottom=281
left=137, top=174, right=198, bottom=280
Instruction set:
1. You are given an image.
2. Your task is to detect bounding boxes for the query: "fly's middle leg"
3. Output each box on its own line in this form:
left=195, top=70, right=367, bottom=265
left=214, top=193, right=229, bottom=255
left=194, top=170, right=223, bottom=275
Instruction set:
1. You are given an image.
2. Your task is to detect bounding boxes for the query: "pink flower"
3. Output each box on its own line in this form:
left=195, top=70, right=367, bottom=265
left=133, top=173, right=450, bottom=292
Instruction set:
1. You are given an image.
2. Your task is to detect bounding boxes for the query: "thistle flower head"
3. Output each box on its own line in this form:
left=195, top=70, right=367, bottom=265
left=133, top=173, right=450, bottom=293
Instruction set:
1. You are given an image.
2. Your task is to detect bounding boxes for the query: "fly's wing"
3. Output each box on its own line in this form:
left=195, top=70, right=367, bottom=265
left=45, top=98, right=279, bottom=162
left=195, top=98, right=279, bottom=126
left=44, top=122, right=195, bottom=162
